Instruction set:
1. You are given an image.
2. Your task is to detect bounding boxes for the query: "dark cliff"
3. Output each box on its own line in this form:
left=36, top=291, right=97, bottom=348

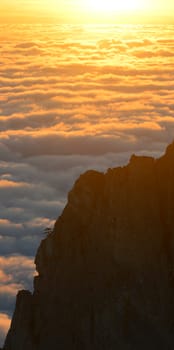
left=3, top=142, right=174, bottom=350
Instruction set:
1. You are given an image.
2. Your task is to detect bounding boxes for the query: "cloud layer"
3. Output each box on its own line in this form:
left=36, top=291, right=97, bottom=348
left=0, top=313, right=11, bottom=347
left=0, top=255, right=34, bottom=347
left=0, top=23, right=174, bottom=346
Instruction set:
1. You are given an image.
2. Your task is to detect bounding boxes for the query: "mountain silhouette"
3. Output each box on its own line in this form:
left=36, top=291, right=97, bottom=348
left=3, top=142, right=174, bottom=350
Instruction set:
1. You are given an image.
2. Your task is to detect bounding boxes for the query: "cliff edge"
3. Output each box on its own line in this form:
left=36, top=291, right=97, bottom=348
left=3, top=142, right=174, bottom=350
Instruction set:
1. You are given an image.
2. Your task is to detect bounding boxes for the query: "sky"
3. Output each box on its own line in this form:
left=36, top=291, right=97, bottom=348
left=0, top=0, right=174, bottom=23
left=0, top=0, right=174, bottom=347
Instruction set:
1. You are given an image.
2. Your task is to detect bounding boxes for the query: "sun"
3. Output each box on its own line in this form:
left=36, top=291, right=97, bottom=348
left=85, top=0, right=144, bottom=13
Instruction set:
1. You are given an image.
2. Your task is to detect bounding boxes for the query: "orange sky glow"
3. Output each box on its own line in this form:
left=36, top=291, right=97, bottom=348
left=0, top=0, right=174, bottom=347
left=0, top=0, right=174, bottom=23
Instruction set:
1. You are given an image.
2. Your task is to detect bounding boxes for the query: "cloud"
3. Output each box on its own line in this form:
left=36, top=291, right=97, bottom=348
left=3, top=134, right=138, bottom=156
left=0, top=254, right=35, bottom=346
left=133, top=49, right=174, bottom=59
left=0, top=313, right=11, bottom=347
left=0, top=255, right=35, bottom=312
left=0, top=23, right=174, bottom=331
left=0, top=253, right=35, bottom=345
left=0, top=179, right=32, bottom=188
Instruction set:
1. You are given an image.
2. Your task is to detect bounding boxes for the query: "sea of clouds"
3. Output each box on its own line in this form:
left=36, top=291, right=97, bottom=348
left=0, top=23, right=174, bottom=345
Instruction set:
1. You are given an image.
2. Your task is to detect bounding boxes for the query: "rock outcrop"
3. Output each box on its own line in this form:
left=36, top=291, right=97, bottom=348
left=3, top=142, right=174, bottom=349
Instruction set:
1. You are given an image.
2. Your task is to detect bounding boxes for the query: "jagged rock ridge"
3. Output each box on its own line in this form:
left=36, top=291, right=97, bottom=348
left=3, top=142, right=174, bottom=350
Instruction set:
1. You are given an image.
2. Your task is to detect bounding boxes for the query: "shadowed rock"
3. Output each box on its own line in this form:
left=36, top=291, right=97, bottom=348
left=3, top=142, right=174, bottom=350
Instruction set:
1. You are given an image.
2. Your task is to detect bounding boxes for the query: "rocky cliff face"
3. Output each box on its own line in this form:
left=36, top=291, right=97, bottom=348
left=3, top=143, right=174, bottom=350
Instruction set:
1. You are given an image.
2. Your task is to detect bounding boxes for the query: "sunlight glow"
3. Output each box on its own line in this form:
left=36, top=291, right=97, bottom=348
left=84, top=0, right=145, bottom=13
left=0, top=0, right=173, bottom=23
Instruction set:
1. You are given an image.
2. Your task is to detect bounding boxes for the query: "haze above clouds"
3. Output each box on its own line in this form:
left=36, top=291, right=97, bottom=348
left=1, top=0, right=174, bottom=23
left=0, top=23, right=174, bottom=346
